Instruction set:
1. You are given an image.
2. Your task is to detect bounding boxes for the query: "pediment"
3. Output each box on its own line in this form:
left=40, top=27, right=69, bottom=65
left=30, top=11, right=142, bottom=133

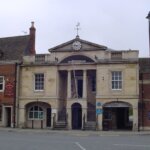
left=49, top=37, right=107, bottom=52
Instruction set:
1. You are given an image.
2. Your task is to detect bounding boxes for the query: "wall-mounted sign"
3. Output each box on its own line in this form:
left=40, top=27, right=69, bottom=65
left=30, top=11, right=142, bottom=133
left=96, top=109, right=103, bottom=115
left=96, top=102, right=101, bottom=107
left=52, top=109, right=57, bottom=114
left=4, top=82, right=14, bottom=97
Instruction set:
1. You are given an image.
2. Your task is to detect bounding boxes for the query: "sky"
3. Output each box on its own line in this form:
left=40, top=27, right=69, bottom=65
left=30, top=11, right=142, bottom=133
left=0, top=0, right=149, bottom=57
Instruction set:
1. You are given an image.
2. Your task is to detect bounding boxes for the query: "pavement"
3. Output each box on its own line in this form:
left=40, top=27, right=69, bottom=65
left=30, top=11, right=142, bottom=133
left=0, top=127, right=150, bottom=136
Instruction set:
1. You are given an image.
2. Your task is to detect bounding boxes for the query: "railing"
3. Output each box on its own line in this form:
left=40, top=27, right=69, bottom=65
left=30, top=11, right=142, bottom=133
left=35, top=54, right=46, bottom=63
left=111, top=52, right=122, bottom=60
left=53, top=114, right=56, bottom=129
left=83, top=114, right=86, bottom=130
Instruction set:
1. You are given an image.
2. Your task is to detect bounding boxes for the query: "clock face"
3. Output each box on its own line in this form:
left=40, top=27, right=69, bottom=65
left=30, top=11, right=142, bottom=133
left=72, top=41, right=82, bottom=50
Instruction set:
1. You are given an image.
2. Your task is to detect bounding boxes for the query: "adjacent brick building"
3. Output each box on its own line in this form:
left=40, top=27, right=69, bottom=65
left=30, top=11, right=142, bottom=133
left=0, top=22, right=36, bottom=127
left=139, top=58, right=150, bottom=130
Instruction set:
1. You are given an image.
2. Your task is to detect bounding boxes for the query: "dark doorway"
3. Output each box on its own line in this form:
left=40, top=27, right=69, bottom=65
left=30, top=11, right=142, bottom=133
left=77, top=79, right=83, bottom=98
left=72, top=103, right=82, bottom=129
left=103, top=107, right=132, bottom=130
left=116, top=108, right=126, bottom=129
left=46, top=108, right=51, bottom=127
left=5, top=107, right=11, bottom=127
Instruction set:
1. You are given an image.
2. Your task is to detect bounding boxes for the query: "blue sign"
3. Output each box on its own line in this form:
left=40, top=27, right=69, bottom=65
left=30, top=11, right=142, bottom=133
left=96, top=102, right=101, bottom=107
left=96, top=109, right=103, bottom=115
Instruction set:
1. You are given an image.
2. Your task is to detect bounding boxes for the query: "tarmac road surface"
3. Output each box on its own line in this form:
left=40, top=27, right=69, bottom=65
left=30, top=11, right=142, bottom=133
left=0, top=129, right=150, bottom=150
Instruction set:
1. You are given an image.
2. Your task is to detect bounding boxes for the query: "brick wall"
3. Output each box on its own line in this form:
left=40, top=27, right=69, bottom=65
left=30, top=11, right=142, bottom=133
left=0, top=64, right=16, bottom=105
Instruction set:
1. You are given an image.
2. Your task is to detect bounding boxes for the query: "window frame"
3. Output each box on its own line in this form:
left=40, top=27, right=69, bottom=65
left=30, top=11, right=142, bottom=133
left=28, top=106, right=44, bottom=120
left=34, top=73, right=44, bottom=91
left=0, top=76, right=4, bottom=92
left=111, top=71, right=122, bottom=90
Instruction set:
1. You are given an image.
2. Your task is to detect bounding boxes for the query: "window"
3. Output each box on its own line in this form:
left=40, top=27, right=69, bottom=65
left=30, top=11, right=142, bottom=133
left=28, top=106, right=43, bottom=120
left=91, top=77, right=96, bottom=92
left=0, top=76, right=4, bottom=91
left=34, top=73, right=44, bottom=91
left=112, top=71, right=122, bottom=90
left=0, top=105, right=2, bottom=121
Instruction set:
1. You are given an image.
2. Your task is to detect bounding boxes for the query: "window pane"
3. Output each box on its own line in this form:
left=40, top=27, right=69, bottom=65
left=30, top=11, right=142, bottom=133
left=34, top=106, right=38, bottom=111
left=0, top=84, right=3, bottom=90
left=35, top=73, right=44, bottom=90
left=34, top=112, right=38, bottom=118
left=0, top=106, right=2, bottom=121
left=112, top=71, right=122, bottom=90
left=0, top=77, right=3, bottom=83
left=39, top=112, right=43, bottom=119
left=29, top=112, right=33, bottom=119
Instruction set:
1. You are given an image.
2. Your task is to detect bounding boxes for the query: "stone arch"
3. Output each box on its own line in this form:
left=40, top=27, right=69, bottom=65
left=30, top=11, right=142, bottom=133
left=102, top=101, right=133, bottom=131
left=59, top=54, right=95, bottom=64
left=71, top=103, right=82, bottom=129
left=25, top=101, right=51, bottom=128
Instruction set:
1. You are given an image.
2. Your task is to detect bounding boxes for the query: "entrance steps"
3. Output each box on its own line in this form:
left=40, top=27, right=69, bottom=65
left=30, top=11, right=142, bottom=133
left=84, top=121, right=96, bottom=130
left=53, top=121, right=67, bottom=130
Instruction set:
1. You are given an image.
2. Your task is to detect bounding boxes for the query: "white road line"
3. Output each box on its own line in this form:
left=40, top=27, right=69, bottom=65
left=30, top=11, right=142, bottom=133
left=114, top=144, right=150, bottom=148
left=75, top=142, right=86, bottom=150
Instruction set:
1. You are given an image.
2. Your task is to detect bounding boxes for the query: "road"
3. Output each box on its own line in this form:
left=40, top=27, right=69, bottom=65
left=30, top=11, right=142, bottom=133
left=0, top=130, right=150, bottom=150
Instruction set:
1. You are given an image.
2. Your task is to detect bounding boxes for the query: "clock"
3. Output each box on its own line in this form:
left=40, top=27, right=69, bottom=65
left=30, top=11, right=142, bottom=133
left=72, top=41, right=82, bottom=50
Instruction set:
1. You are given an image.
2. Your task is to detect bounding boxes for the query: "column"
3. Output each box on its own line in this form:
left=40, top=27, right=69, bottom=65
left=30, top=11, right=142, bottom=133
left=67, top=70, right=71, bottom=98
left=96, top=106, right=103, bottom=130
left=67, top=108, right=71, bottom=129
left=83, top=70, right=87, bottom=98
left=133, top=104, right=138, bottom=131
left=82, top=106, right=87, bottom=129
left=19, top=106, right=26, bottom=128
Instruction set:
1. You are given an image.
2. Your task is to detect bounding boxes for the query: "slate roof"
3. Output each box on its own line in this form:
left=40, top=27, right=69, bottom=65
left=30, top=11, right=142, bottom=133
left=0, top=35, right=30, bottom=61
left=139, top=58, right=150, bottom=72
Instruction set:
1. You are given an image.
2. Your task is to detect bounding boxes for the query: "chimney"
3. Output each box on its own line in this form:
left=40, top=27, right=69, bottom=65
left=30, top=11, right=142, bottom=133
left=146, top=12, right=150, bottom=56
left=29, top=21, right=36, bottom=55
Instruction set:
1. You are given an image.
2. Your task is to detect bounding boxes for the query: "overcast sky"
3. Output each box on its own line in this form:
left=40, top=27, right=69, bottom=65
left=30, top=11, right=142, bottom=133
left=0, top=0, right=149, bottom=57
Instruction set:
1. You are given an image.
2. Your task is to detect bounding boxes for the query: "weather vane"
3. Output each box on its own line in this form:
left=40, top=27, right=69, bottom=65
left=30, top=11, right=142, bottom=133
left=75, top=22, right=81, bottom=37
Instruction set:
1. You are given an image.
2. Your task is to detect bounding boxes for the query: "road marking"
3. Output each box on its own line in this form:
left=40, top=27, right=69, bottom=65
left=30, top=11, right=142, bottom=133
left=75, top=142, right=86, bottom=150
left=114, top=144, right=150, bottom=148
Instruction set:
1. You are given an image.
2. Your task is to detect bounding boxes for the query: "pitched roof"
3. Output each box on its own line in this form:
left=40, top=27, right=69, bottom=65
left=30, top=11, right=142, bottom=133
left=49, top=37, right=107, bottom=52
left=0, top=35, right=30, bottom=61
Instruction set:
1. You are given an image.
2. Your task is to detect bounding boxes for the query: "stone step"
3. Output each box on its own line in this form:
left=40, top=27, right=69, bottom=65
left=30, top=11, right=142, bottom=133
left=84, top=121, right=96, bottom=130
left=53, top=121, right=67, bottom=130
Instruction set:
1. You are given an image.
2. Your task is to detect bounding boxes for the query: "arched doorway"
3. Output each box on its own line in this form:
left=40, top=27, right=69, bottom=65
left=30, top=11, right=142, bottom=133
left=103, top=101, right=133, bottom=130
left=71, top=103, right=82, bottom=129
left=26, top=102, right=51, bottom=128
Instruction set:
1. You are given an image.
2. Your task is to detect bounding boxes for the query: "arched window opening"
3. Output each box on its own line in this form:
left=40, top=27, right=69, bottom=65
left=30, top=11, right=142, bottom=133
left=28, top=106, right=43, bottom=120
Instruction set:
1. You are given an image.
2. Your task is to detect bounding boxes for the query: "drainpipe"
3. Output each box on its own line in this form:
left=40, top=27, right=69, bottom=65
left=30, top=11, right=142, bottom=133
left=13, top=62, right=17, bottom=128
left=141, top=73, right=144, bottom=130
left=15, top=62, right=21, bottom=127
left=146, top=12, right=150, bottom=56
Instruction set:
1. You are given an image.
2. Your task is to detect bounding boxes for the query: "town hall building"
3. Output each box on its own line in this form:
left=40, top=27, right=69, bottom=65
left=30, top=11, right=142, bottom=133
left=18, top=34, right=139, bottom=131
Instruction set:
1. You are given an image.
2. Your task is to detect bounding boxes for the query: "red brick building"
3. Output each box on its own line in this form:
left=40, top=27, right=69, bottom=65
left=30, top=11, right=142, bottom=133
left=0, top=22, right=36, bottom=127
left=139, top=58, right=150, bottom=130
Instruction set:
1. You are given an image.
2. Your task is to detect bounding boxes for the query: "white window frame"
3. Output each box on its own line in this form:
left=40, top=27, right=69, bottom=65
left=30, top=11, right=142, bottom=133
left=111, top=71, right=122, bottom=90
left=0, top=76, right=4, bottom=92
left=28, top=106, right=44, bottom=120
left=34, top=73, right=44, bottom=91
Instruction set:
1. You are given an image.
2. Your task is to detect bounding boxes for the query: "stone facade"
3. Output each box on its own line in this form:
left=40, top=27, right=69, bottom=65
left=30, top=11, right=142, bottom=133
left=18, top=37, right=139, bottom=131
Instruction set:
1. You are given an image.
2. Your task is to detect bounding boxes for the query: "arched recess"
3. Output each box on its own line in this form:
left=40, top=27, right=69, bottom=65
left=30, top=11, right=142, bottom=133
left=60, top=55, right=95, bottom=64
left=25, top=101, right=51, bottom=128
left=102, top=101, right=133, bottom=131
left=71, top=103, right=82, bottom=129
